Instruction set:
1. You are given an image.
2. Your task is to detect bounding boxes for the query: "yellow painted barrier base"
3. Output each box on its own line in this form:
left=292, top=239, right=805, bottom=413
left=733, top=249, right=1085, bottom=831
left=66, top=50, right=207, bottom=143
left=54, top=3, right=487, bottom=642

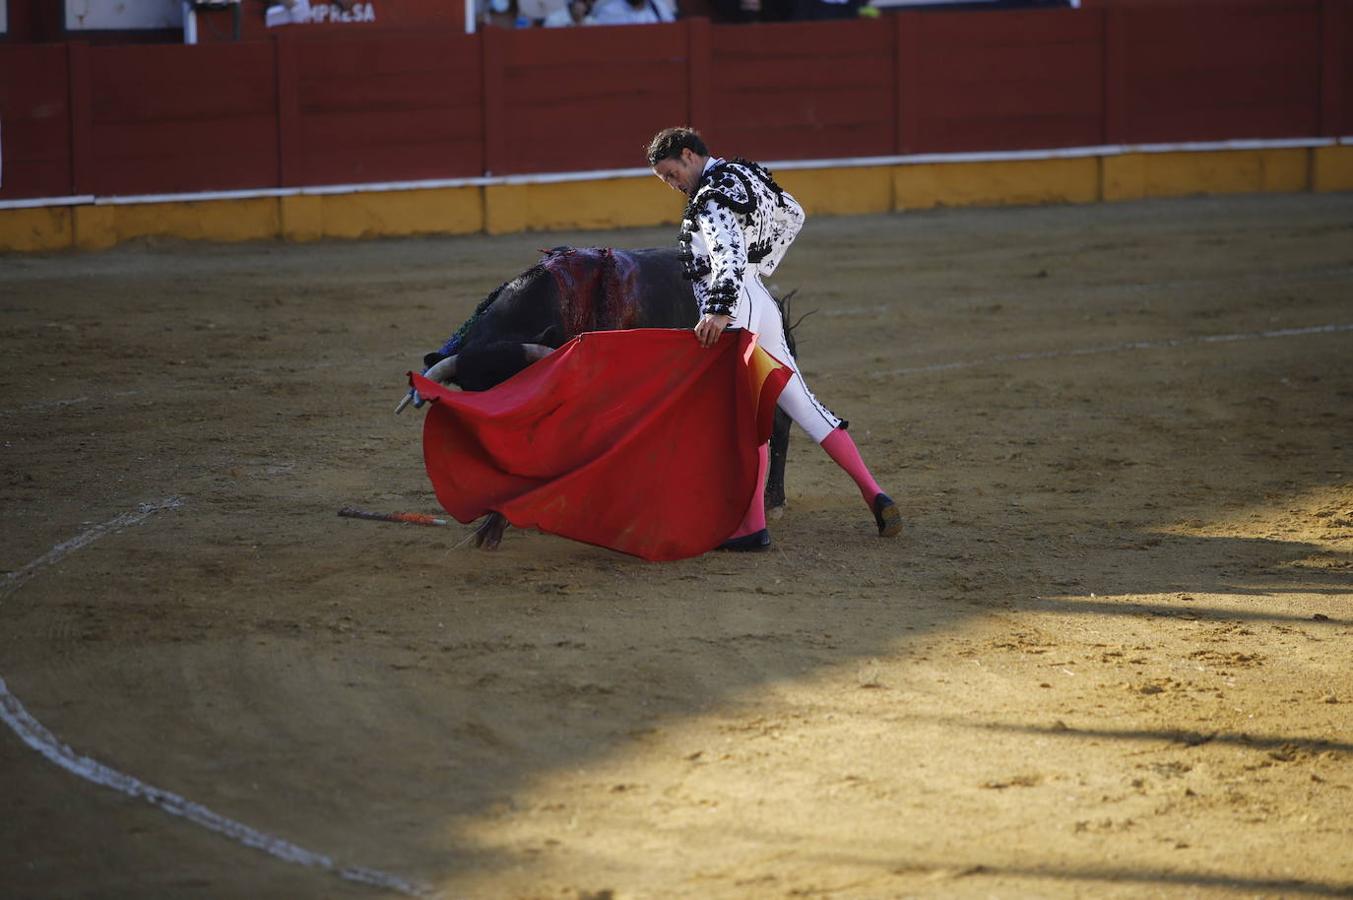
left=69, top=198, right=280, bottom=251
left=1313, top=145, right=1353, bottom=193
left=1102, top=148, right=1310, bottom=201
left=779, top=166, right=895, bottom=217
left=1, top=206, right=74, bottom=253
left=895, top=157, right=1101, bottom=210
left=484, top=179, right=680, bottom=235
left=3, top=146, right=1350, bottom=253
left=293, top=188, right=483, bottom=241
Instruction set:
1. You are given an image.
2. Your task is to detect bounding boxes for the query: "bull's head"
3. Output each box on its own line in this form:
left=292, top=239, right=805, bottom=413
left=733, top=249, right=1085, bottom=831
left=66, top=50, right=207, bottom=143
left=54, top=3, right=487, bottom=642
left=428, top=340, right=556, bottom=393
left=396, top=342, right=556, bottom=413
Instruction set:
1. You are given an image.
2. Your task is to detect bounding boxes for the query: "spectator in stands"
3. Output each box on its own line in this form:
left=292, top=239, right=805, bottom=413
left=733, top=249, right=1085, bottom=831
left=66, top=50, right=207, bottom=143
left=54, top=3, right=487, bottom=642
left=705, top=0, right=801, bottom=23
left=518, top=0, right=592, bottom=25
left=479, top=0, right=519, bottom=28
left=706, top=0, right=762, bottom=24
left=588, top=0, right=676, bottom=25
left=549, top=0, right=594, bottom=24
left=794, top=0, right=864, bottom=19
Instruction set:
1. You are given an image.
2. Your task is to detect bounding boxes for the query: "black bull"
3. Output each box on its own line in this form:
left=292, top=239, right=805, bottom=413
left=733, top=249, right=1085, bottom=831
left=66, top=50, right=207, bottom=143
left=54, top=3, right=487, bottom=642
left=412, top=247, right=797, bottom=547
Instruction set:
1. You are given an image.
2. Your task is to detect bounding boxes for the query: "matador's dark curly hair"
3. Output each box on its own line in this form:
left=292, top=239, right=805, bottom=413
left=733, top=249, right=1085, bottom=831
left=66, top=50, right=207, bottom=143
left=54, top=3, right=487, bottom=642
left=645, top=126, right=709, bottom=166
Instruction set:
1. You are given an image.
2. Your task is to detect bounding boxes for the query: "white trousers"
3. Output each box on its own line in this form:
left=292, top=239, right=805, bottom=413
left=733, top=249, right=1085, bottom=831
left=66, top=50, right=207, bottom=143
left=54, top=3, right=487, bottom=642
left=730, top=275, right=842, bottom=444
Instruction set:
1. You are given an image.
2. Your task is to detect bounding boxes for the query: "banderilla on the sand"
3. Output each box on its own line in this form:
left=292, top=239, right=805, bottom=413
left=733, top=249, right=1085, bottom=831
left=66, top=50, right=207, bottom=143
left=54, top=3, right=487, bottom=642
left=338, top=507, right=450, bottom=527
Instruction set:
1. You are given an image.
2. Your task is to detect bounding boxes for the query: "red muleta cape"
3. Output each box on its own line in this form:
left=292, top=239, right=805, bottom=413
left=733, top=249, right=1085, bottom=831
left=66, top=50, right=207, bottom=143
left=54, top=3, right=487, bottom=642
left=411, top=328, right=790, bottom=561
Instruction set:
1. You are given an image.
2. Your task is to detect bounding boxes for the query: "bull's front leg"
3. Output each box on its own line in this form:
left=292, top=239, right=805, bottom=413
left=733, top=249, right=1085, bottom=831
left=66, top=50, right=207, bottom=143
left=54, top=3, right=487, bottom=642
left=765, top=407, right=791, bottom=516
left=472, top=512, right=508, bottom=550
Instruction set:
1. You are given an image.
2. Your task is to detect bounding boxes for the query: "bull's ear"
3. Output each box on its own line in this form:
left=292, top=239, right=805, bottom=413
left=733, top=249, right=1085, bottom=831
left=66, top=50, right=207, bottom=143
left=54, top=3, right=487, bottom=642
left=532, top=325, right=565, bottom=347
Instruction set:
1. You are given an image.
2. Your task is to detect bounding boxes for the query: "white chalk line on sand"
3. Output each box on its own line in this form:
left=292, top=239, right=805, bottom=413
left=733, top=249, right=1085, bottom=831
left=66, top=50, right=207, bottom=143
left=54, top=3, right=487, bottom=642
left=1, top=499, right=183, bottom=602
left=878, top=322, right=1353, bottom=378
left=0, top=500, right=429, bottom=897
left=0, top=390, right=145, bottom=419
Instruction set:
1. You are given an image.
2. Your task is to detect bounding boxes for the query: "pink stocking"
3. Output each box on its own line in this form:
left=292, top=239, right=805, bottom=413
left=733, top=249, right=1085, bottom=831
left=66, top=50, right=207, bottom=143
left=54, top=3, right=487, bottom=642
left=819, top=427, right=883, bottom=505
left=728, top=442, right=769, bottom=539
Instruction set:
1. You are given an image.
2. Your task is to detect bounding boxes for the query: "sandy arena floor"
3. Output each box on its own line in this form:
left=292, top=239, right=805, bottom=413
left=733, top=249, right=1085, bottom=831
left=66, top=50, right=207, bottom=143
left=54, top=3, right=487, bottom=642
left=1, top=192, right=1351, bottom=899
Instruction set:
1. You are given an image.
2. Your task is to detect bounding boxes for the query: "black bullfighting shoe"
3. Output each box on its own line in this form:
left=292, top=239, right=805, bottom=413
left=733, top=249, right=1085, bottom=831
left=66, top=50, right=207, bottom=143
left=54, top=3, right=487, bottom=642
left=872, top=493, right=902, bottom=537
left=717, top=528, right=772, bottom=552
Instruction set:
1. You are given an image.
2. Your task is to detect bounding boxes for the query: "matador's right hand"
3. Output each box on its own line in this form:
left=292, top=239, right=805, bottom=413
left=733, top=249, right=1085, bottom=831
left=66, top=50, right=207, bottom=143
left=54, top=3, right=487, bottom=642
left=694, top=313, right=732, bottom=348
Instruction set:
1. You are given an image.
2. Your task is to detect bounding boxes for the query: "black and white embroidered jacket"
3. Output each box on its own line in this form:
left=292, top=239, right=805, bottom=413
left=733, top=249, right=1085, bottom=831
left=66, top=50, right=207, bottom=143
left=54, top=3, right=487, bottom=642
left=678, top=157, right=805, bottom=318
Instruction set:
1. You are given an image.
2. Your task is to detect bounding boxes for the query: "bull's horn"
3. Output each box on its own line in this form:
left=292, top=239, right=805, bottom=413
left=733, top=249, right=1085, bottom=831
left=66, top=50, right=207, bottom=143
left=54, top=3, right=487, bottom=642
left=522, top=343, right=555, bottom=363
left=425, top=355, right=459, bottom=384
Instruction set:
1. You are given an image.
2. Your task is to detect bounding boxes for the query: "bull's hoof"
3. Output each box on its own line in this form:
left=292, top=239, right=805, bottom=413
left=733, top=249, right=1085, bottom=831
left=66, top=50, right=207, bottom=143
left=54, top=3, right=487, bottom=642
left=473, top=513, right=507, bottom=550
left=872, top=493, right=902, bottom=538
left=717, top=529, right=771, bottom=552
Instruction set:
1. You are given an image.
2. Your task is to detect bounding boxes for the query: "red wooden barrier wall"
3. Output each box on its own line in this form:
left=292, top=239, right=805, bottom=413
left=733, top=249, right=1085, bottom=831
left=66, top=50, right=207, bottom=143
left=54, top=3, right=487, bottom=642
left=1107, top=1, right=1322, bottom=143
left=87, top=42, right=279, bottom=195
left=488, top=23, right=691, bottom=174
left=708, top=19, right=895, bottom=161
left=1325, top=0, right=1353, bottom=136
left=287, top=33, right=483, bottom=185
left=1, top=1, right=1350, bottom=204
left=0, top=45, right=72, bottom=197
left=900, top=9, right=1103, bottom=153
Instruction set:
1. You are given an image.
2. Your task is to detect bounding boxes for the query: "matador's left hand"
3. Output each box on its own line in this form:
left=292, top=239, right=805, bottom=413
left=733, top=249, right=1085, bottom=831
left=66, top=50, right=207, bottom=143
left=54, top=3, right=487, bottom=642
left=694, top=313, right=732, bottom=348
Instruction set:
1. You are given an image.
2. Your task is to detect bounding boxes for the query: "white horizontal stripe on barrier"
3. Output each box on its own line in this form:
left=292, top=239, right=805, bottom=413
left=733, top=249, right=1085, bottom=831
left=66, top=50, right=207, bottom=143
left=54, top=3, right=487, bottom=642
left=1128, top=137, right=1335, bottom=153
left=1, top=136, right=1349, bottom=211
left=0, top=194, right=97, bottom=210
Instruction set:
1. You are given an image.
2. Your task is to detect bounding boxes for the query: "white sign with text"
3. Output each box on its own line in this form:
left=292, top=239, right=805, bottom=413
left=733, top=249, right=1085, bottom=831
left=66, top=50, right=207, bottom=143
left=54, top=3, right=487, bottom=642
left=266, top=0, right=377, bottom=27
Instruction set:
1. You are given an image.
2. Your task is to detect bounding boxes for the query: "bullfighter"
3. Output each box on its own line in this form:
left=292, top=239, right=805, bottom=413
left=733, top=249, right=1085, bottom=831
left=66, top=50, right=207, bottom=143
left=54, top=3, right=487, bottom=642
left=647, top=126, right=902, bottom=550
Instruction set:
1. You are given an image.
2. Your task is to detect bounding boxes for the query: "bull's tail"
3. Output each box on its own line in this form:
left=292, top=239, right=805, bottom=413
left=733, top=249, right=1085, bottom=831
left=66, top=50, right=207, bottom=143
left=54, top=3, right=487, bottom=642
left=772, top=288, right=813, bottom=361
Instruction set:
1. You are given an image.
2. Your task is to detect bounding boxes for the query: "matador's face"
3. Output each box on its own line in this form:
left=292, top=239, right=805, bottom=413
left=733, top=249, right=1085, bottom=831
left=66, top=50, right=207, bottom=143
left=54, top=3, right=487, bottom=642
left=652, top=148, right=706, bottom=197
